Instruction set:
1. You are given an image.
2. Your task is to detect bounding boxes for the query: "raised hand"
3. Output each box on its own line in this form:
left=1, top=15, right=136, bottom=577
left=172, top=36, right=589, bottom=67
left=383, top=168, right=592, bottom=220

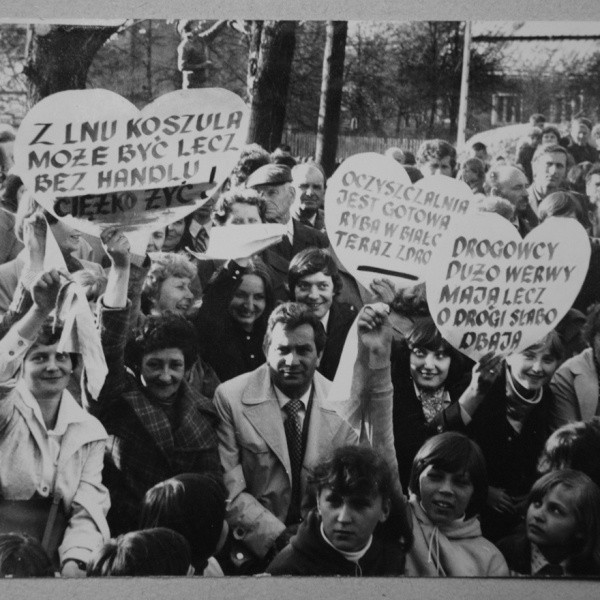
left=369, top=278, right=397, bottom=304
left=100, top=226, right=130, bottom=269
left=357, top=302, right=393, bottom=354
left=22, top=212, right=47, bottom=269
left=487, top=486, right=516, bottom=514
left=31, top=269, right=64, bottom=313
left=470, top=352, right=504, bottom=393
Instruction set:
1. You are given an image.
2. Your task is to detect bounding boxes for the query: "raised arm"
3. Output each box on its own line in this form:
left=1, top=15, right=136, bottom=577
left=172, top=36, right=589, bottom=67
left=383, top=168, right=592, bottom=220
left=3, top=213, right=47, bottom=320
left=101, top=227, right=130, bottom=309
left=90, top=228, right=132, bottom=412
left=456, top=352, right=504, bottom=423
left=0, top=270, right=64, bottom=428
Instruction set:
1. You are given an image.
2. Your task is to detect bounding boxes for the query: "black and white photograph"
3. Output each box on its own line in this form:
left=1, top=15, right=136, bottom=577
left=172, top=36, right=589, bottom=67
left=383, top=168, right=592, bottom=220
left=0, top=2, right=599, bottom=598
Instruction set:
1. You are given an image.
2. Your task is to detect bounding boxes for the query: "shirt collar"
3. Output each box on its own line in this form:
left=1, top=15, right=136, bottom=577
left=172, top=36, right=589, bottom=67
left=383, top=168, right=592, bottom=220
left=530, top=542, right=568, bottom=575
left=320, top=309, right=330, bottom=331
left=286, top=218, right=295, bottom=241
left=273, top=381, right=312, bottom=411
left=16, top=378, right=86, bottom=435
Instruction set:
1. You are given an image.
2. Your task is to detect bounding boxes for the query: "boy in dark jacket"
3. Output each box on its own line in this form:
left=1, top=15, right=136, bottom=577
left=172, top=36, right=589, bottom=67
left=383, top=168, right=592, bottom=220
left=266, top=445, right=408, bottom=576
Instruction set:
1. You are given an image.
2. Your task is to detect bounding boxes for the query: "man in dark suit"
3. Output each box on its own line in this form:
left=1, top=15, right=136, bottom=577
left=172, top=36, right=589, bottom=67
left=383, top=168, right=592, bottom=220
left=246, top=164, right=329, bottom=301
left=288, top=247, right=357, bottom=381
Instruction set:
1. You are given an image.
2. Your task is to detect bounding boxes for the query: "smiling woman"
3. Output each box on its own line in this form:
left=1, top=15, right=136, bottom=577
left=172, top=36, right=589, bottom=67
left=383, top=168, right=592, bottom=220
left=141, top=252, right=197, bottom=317
left=389, top=318, right=471, bottom=492
left=191, top=258, right=275, bottom=382
left=0, top=269, right=109, bottom=577
left=462, top=331, right=566, bottom=542
left=87, top=227, right=221, bottom=536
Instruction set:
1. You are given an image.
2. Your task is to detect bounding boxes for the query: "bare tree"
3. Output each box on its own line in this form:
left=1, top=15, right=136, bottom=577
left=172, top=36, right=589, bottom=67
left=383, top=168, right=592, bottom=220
left=315, top=21, right=347, bottom=177
left=246, top=20, right=297, bottom=151
left=24, top=23, right=121, bottom=106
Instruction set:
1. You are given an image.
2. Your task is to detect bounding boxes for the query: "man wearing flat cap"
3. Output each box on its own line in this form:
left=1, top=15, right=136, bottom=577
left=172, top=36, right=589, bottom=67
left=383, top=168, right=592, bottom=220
left=246, top=164, right=329, bottom=301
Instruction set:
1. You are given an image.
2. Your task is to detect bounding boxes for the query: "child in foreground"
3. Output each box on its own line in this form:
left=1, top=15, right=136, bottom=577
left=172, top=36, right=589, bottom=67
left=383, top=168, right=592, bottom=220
left=139, top=473, right=228, bottom=576
left=266, top=445, right=410, bottom=576
left=405, top=432, right=509, bottom=576
left=87, top=528, right=193, bottom=576
left=498, top=469, right=600, bottom=576
left=0, top=533, right=54, bottom=578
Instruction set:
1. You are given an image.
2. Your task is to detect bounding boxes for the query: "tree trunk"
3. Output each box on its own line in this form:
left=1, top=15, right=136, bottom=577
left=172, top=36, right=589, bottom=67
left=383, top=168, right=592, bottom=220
left=315, top=21, right=347, bottom=178
left=24, top=24, right=120, bottom=107
left=246, top=20, right=297, bottom=151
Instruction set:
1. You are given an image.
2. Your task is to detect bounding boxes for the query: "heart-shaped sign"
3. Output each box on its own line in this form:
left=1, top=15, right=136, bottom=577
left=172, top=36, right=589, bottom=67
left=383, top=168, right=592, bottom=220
left=426, top=213, right=591, bottom=361
left=325, top=152, right=477, bottom=290
left=14, top=88, right=248, bottom=236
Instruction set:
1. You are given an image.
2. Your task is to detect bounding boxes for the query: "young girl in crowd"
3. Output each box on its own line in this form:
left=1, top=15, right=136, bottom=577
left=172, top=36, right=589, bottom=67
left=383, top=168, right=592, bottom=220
left=139, top=473, right=229, bottom=576
left=498, top=470, right=600, bottom=576
left=88, top=528, right=193, bottom=577
left=405, top=432, right=508, bottom=577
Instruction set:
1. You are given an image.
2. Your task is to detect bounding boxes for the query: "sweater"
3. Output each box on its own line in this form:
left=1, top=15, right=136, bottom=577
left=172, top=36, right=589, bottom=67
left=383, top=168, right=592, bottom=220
left=266, top=509, right=406, bottom=576
left=405, top=496, right=508, bottom=577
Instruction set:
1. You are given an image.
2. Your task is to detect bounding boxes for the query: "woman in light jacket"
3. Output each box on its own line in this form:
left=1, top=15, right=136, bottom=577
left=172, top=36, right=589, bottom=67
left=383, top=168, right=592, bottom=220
left=0, top=269, right=110, bottom=577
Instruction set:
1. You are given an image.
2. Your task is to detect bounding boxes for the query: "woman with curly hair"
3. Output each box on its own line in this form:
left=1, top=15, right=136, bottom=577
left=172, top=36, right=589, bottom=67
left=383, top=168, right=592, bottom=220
left=88, top=228, right=221, bottom=536
left=140, top=252, right=198, bottom=318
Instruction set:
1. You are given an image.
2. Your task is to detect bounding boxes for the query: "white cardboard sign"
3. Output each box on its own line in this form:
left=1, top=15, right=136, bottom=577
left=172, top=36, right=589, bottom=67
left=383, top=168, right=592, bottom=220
left=14, top=88, right=248, bottom=236
left=426, top=213, right=591, bottom=361
left=325, top=152, right=476, bottom=289
left=186, top=223, right=286, bottom=260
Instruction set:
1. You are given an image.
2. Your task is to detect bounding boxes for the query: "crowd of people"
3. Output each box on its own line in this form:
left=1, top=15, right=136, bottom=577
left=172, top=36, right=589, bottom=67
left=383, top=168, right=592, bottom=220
left=1, top=113, right=600, bottom=579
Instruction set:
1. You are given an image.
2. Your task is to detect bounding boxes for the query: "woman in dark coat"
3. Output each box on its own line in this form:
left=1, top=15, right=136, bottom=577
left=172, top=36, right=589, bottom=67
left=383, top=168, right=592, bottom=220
left=190, top=189, right=277, bottom=383
left=192, top=257, right=275, bottom=383
left=389, top=318, right=472, bottom=492
left=89, top=228, right=221, bottom=536
left=463, top=331, right=565, bottom=542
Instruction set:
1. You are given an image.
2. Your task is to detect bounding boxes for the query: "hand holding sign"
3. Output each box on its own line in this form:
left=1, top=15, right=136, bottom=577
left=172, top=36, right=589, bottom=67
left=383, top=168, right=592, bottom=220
left=426, top=213, right=591, bottom=361
left=14, top=88, right=248, bottom=238
left=325, top=152, right=476, bottom=290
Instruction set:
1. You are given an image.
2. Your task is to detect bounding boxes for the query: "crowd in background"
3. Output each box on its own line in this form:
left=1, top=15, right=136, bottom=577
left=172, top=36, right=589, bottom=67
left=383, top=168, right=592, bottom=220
left=1, top=111, right=600, bottom=579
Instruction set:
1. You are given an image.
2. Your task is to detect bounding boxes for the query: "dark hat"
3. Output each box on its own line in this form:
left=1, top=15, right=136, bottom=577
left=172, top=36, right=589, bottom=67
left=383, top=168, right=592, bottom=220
left=246, top=164, right=292, bottom=188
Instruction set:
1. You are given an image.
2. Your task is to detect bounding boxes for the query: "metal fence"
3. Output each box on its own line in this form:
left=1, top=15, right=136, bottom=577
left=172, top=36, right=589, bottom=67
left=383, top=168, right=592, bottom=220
left=281, top=131, right=426, bottom=160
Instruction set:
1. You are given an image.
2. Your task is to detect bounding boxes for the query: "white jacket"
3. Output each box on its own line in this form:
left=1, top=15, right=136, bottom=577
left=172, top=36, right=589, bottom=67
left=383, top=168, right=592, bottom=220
left=0, top=326, right=110, bottom=564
